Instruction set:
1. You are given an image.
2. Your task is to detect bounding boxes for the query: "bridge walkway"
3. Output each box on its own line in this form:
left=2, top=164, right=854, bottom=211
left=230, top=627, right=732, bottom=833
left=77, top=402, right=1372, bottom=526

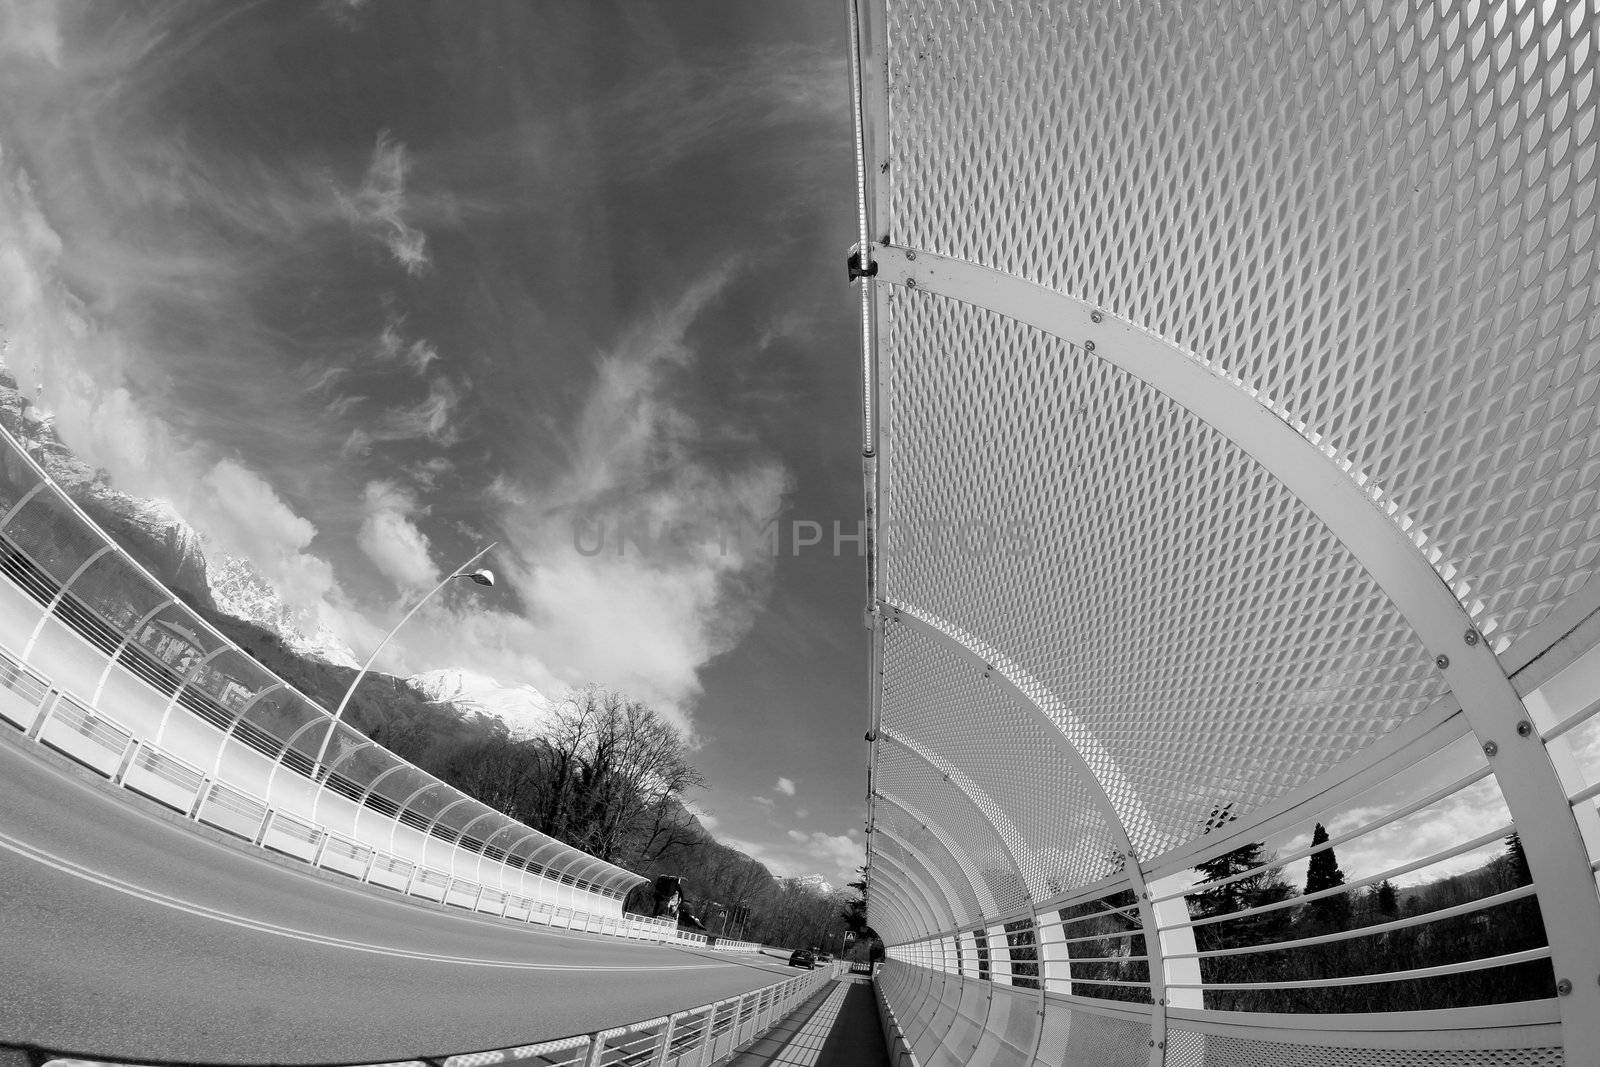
left=727, top=972, right=888, bottom=1067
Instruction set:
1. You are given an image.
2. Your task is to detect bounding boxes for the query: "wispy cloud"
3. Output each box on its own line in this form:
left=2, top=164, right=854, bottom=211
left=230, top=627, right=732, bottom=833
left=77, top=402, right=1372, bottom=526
left=766, top=829, right=865, bottom=884
left=342, top=377, right=461, bottom=456
left=375, top=321, right=440, bottom=376
left=357, top=480, right=439, bottom=591
left=479, top=266, right=790, bottom=727
left=595, top=43, right=847, bottom=182
left=775, top=777, right=796, bottom=797
left=339, top=131, right=430, bottom=276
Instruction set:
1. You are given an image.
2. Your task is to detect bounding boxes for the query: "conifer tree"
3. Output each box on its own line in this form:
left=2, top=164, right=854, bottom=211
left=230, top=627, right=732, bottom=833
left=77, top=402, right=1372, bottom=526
left=1374, top=878, right=1398, bottom=917
left=1304, top=822, right=1350, bottom=926
left=1503, top=832, right=1532, bottom=886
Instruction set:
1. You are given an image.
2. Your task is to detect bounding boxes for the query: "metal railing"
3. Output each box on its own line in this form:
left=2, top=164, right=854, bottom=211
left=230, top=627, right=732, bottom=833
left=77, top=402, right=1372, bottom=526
left=32, top=961, right=850, bottom=1067
left=850, top=0, right=1600, bottom=1063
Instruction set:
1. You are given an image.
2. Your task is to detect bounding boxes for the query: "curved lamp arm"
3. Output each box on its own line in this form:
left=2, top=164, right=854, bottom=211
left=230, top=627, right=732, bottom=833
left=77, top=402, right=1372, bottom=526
left=313, top=542, right=497, bottom=768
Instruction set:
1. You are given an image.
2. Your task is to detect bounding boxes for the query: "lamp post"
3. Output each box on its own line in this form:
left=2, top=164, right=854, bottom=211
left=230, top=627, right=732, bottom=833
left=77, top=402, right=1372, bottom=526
left=311, top=542, right=498, bottom=770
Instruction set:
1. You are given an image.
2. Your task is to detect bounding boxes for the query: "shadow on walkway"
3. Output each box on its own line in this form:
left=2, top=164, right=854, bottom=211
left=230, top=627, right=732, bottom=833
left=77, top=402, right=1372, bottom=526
left=726, top=975, right=888, bottom=1067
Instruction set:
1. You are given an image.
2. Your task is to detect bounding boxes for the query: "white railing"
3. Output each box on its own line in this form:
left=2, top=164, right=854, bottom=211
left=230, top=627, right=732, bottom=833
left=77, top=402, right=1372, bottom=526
left=850, top=0, right=1600, bottom=1063
left=34, top=961, right=850, bottom=1067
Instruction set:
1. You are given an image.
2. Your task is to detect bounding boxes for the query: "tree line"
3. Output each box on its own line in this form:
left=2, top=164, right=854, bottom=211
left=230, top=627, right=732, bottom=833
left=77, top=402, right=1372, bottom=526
left=1059, top=822, right=1548, bottom=1012
left=203, top=607, right=857, bottom=949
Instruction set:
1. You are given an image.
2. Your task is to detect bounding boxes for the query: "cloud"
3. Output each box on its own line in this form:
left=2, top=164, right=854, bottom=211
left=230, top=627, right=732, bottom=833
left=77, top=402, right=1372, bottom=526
left=795, top=808, right=808, bottom=819
left=775, top=777, right=796, bottom=797
left=339, top=132, right=430, bottom=275
left=0, top=147, right=372, bottom=646
left=0, top=0, right=63, bottom=65
left=721, top=835, right=795, bottom=878
left=751, top=795, right=775, bottom=810
left=800, top=831, right=866, bottom=875
left=357, top=480, right=439, bottom=591
left=375, top=322, right=440, bottom=376
left=596, top=42, right=847, bottom=182
left=341, top=377, right=461, bottom=456
left=786, top=829, right=807, bottom=843
left=490, top=267, right=791, bottom=726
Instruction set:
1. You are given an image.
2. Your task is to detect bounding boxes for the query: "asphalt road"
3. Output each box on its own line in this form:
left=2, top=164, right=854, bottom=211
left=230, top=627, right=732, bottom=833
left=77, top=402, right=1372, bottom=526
left=0, top=731, right=802, bottom=1064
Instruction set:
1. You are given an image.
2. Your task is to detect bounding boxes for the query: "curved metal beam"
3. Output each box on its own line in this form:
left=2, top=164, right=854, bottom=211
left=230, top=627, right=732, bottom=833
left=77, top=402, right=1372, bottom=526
left=875, top=824, right=965, bottom=938
left=22, top=544, right=112, bottom=658
left=209, top=681, right=286, bottom=779
left=876, top=244, right=1600, bottom=1055
left=873, top=843, right=956, bottom=936
left=473, top=821, right=523, bottom=885
left=308, top=739, right=379, bottom=824
left=874, top=803, right=983, bottom=933
left=263, top=717, right=331, bottom=808
left=872, top=857, right=943, bottom=939
left=91, top=600, right=175, bottom=707
left=880, top=606, right=1171, bottom=1047
left=152, top=642, right=231, bottom=746
left=879, top=727, right=1036, bottom=915
left=877, top=790, right=999, bottom=920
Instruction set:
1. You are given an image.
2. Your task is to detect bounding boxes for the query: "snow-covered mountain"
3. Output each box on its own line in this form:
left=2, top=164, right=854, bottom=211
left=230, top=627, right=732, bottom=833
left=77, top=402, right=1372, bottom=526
left=0, top=366, right=555, bottom=739
left=407, top=668, right=557, bottom=737
left=0, top=371, right=215, bottom=609
left=207, top=554, right=360, bottom=669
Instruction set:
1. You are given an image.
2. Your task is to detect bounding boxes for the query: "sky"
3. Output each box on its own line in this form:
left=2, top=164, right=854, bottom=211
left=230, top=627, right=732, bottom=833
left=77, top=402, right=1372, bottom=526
left=0, top=0, right=870, bottom=886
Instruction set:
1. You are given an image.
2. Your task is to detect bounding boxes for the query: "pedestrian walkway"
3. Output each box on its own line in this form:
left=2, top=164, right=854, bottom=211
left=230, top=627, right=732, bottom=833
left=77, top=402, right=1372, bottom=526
left=725, top=973, right=888, bottom=1067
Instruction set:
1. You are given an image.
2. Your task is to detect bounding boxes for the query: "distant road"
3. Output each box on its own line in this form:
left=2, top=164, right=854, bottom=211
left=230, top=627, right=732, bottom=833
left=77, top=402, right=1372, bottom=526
left=0, top=734, right=798, bottom=1064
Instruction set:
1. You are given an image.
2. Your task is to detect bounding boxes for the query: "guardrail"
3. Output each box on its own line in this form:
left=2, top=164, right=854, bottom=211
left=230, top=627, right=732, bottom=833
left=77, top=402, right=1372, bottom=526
left=27, top=961, right=850, bottom=1067
left=0, top=422, right=747, bottom=950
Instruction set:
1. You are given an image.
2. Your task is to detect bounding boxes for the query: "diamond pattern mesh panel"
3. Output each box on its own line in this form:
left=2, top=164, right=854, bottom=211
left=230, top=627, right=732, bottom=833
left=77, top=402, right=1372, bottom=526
left=886, top=0, right=1600, bottom=649
left=877, top=796, right=986, bottom=925
left=882, top=292, right=1442, bottom=855
left=875, top=741, right=1031, bottom=918
left=1061, top=1009, right=1151, bottom=1067
left=1165, top=1031, right=1563, bottom=1067
left=881, top=620, right=1121, bottom=896
left=873, top=838, right=954, bottom=934
left=872, top=832, right=959, bottom=933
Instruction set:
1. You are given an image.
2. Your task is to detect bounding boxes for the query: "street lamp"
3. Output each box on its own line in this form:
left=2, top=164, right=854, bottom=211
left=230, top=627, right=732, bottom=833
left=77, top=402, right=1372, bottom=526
left=311, top=542, right=498, bottom=769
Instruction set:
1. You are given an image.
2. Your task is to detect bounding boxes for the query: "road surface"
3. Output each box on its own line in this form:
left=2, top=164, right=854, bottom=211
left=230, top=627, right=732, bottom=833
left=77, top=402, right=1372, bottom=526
left=0, top=731, right=801, bottom=1064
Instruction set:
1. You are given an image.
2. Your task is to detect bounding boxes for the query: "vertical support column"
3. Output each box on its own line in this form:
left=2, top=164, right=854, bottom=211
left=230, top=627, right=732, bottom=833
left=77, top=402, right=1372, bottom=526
left=1036, top=907, right=1070, bottom=997
left=986, top=922, right=1012, bottom=985
left=1147, top=871, right=1203, bottom=1011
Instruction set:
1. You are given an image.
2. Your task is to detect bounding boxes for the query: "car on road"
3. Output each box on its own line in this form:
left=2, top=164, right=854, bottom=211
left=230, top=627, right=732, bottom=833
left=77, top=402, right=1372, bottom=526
left=815, top=951, right=833, bottom=963
left=787, top=948, right=816, bottom=969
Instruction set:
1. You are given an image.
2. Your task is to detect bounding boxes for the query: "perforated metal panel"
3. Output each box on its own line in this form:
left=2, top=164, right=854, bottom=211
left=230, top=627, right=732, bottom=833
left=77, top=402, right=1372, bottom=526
left=876, top=797, right=986, bottom=925
left=885, top=0, right=1600, bottom=650
left=1164, top=1031, right=1564, bottom=1067
left=854, top=0, right=1600, bottom=1062
left=881, top=619, right=1122, bottom=895
left=882, top=293, right=1444, bottom=856
left=875, top=740, right=1030, bottom=920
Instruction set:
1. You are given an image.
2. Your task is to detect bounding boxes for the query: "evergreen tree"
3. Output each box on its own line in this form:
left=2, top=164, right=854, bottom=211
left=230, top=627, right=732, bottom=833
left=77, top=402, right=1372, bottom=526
left=1191, top=841, right=1295, bottom=947
left=1303, top=822, right=1351, bottom=926
left=1503, top=832, right=1532, bottom=886
left=1374, top=879, right=1398, bottom=918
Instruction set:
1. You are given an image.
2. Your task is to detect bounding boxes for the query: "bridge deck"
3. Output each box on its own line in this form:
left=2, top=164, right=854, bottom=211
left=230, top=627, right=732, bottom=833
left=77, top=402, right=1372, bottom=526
left=726, top=973, right=889, bottom=1067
